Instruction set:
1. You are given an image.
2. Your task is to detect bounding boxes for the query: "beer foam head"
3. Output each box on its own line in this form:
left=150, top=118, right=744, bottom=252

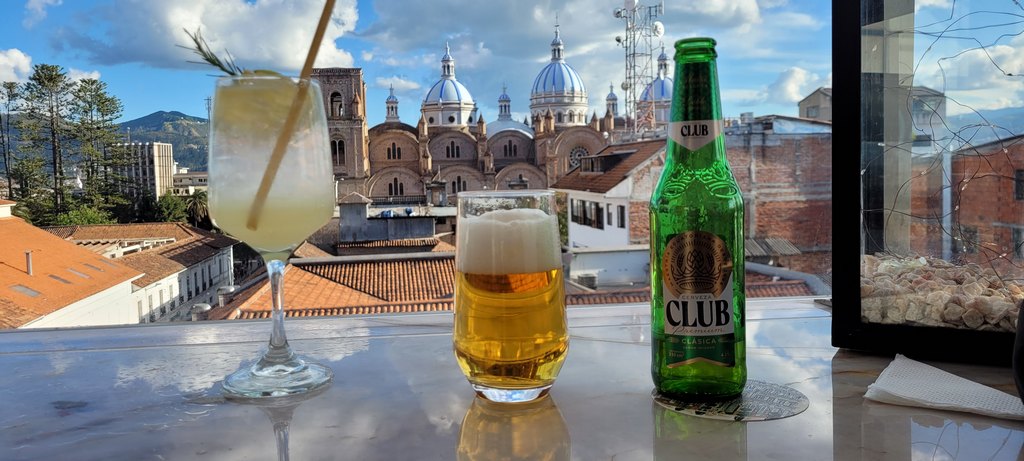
left=457, top=208, right=561, bottom=274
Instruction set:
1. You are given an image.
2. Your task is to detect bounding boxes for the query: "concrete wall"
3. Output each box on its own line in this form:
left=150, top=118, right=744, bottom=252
left=23, top=281, right=139, bottom=328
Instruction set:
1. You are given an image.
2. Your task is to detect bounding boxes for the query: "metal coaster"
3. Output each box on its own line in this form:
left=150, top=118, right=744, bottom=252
left=653, top=380, right=809, bottom=422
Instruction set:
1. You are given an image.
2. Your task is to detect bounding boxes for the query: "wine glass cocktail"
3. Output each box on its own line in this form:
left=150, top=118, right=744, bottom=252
left=209, top=74, right=334, bottom=398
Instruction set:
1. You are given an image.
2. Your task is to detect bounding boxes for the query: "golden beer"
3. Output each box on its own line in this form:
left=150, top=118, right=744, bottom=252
left=454, top=193, right=567, bottom=402
left=454, top=269, right=568, bottom=391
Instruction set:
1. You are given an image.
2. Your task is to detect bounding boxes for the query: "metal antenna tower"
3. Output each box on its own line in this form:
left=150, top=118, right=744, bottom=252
left=614, top=0, right=664, bottom=135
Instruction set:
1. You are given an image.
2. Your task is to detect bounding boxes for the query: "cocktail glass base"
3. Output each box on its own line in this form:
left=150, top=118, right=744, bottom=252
left=472, top=383, right=551, bottom=403
left=223, top=355, right=334, bottom=399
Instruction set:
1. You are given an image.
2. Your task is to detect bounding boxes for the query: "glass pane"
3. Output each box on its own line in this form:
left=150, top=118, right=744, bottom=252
left=861, top=0, right=1023, bottom=333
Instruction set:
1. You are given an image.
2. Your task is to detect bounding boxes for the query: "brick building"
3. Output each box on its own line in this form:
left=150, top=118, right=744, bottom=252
left=554, top=115, right=833, bottom=276
left=912, top=134, right=1024, bottom=274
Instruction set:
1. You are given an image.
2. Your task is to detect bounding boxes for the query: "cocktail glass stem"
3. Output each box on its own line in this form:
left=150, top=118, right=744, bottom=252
left=266, top=259, right=293, bottom=360
left=222, top=258, right=333, bottom=399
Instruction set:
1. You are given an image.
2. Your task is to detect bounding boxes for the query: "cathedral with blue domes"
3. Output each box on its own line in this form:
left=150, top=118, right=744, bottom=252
left=312, top=24, right=626, bottom=203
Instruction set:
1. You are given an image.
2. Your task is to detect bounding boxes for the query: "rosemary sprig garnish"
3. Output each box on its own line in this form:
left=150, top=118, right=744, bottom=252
left=181, top=28, right=245, bottom=76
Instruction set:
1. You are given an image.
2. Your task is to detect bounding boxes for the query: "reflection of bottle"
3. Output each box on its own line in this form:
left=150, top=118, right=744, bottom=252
left=653, top=400, right=747, bottom=460
left=457, top=395, right=570, bottom=461
left=650, top=37, right=746, bottom=400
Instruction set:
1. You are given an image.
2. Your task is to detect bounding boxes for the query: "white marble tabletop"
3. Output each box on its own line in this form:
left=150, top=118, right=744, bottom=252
left=1, top=298, right=1021, bottom=460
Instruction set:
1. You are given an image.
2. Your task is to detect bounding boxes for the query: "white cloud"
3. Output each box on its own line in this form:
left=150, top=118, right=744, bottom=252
left=52, top=0, right=359, bottom=72
left=361, top=50, right=374, bottom=62
left=663, top=0, right=762, bottom=30
left=0, top=48, right=32, bottom=82
left=916, top=0, right=952, bottom=11
left=758, top=0, right=788, bottom=7
left=23, top=0, right=61, bottom=28
left=765, top=67, right=830, bottom=105
left=375, top=76, right=420, bottom=92
left=67, top=68, right=101, bottom=82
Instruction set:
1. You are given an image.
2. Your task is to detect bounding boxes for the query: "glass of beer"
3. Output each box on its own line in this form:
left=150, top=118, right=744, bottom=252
left=454, top=189, right=567, bottom=403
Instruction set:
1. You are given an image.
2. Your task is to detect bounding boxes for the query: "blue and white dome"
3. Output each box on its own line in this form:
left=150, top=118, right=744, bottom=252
left=490, top=84, right=534, bottom=137
left=421, top=43, right=477, bottom=127
left=641, top=48, right=673, bottom=102
left=640, top=77, right=672, bottom=102
left=529, top=23, right=589, bottom=127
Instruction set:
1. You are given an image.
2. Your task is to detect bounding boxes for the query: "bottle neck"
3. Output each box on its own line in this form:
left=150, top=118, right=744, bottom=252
left=668, top=39, right=725, bottom=165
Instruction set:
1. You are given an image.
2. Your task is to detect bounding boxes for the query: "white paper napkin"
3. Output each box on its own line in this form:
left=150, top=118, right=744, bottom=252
left=864, top=354, right=1024, bottom=420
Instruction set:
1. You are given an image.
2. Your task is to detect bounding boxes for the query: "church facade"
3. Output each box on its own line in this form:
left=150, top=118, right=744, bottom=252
left=311, top=26, right=631, bottom=203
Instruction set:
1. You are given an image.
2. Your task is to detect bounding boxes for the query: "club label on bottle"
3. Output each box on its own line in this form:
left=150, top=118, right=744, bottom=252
left=661, top=230, right=735, bottom=367
left=669, top=120, right=724, bottom=151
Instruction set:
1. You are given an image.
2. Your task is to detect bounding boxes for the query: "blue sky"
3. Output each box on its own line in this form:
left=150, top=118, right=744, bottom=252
left=1, top=0, right=834, bottom=124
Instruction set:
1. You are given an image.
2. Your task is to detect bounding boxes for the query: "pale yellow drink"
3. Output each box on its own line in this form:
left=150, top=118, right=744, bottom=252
left=208, top=75, right=334, bottom=262
left=454, top=207, right=567, bottom=396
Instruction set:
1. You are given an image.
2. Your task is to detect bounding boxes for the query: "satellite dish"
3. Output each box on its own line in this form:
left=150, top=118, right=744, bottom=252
left=621, top=82, right=630, bottom=91
left=652, top=21, right=665, bottom=37
left=624, top=0, right=637, bottom=10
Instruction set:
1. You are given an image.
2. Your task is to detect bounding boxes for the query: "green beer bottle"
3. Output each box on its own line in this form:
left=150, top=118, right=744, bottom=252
left=650, top=37, right=746, bottom=400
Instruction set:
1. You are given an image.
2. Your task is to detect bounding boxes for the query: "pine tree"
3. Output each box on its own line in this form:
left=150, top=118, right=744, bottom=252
left=1, top=82, right=19, bottom=200
left=68, top=78, right=132, bottom=216
left=18, top=64, right=75, bottom=216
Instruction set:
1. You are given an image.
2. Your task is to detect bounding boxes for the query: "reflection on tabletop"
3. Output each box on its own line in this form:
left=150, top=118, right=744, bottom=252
left=457, top=395, right=570, bottom=461
left=831, top=349, right=1024, bottom=461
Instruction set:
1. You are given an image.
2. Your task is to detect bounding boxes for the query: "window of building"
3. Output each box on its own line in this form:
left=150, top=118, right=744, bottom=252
left=451, top=176, right=467, bottom=193
left=807, top=105, right=819, bottom=118
left=332, top=139, right=346, bottom=165
left=330, top=92, right=343, bottom=118
left=1015, top=170, right=1024, bottom=200
left=617, top=205, right=626, bottom=229
left=569, top=146, right=587, bottom=168
left=388, top=178, right=405, bottom=196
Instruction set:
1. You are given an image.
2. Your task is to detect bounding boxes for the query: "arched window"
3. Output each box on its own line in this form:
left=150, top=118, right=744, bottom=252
left=513, top=144, right=518, bottom=156
left=330, top=92, right=343, bottom=118
left=557, top=112, right=564, bottom=123
left=332, top=139, right=346, bottom=165
left=388, top=142, right=400, bottom=160
left=389, top=177, right=404, bottom=196
left=396, top=145, right=401, bottom=159
left=448, top=141, right=459, bottom=159
left=503, top=144, right=508, bottom=157
left=451, top=175, right=468, bottom=193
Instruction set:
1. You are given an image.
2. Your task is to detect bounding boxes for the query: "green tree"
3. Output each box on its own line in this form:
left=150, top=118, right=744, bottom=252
left=184, top=189, right=209, bottom=227
left=136, top=189, right=159, bottom=222
left=54, top=204, right=116, bottom=225
left=1, top=81, right=19, bottom=200
left=156, top=193, right=187, bottom=222
left=68, top=78, right=133, bottom=216
left=18, top=64, right=75, bottom=216
left=9, top=155, right=52, bottom=224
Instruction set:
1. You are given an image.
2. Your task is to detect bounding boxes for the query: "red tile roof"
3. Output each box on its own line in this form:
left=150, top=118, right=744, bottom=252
left=211, top=251, right=814, bottom=320
left=0, top=217, right=142, bottom=328
left=44, top=222, right=238, bottom=288
left=337, top=237, right=455, bottom=255
left=550, top=139, right=665, bottom=193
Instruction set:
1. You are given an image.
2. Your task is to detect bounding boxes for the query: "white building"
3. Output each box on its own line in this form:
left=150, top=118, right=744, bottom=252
left=119, top=142, right=175, bottom=199
left=0, top=200, right=144, bottom=329
left=45, top=222, right=237, bottom=323
left=551, top=139, right=666, bottom=248
left=171, top=169, right=208, bottom=196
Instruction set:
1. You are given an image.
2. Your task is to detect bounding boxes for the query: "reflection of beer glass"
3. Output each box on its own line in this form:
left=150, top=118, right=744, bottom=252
left=454, top=190, right=567, bottom=403
left=457, top=395, right=570, bottom=461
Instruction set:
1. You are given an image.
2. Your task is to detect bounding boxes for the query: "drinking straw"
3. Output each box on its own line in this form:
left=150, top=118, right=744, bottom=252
left=246, top=0, right=337, bottom=230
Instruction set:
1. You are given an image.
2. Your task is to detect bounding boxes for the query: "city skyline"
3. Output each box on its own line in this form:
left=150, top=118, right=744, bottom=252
left=1, top=0, right=832, bottom=124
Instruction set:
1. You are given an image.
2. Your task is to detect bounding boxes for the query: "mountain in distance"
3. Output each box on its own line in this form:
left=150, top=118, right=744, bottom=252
left=945, top=106, right=1024, bottom=147
left=119, top=111, right=208, bottom=171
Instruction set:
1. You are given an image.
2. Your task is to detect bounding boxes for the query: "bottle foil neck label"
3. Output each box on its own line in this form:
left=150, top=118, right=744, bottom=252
left=669, top=120, right=724, bottom=151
